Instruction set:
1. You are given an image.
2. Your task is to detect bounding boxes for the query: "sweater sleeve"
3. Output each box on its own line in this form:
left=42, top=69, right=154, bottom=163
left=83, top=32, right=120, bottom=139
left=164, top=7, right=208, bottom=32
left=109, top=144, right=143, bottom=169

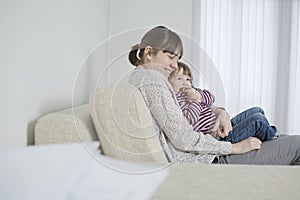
left=134, top=72, right=232, bottom=155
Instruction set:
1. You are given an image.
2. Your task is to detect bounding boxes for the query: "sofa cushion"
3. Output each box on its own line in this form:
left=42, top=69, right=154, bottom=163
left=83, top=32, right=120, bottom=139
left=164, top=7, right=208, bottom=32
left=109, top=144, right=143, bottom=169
left=90, top=84, right=168, bottom=163
left=35, top=104, right=98, bottom=145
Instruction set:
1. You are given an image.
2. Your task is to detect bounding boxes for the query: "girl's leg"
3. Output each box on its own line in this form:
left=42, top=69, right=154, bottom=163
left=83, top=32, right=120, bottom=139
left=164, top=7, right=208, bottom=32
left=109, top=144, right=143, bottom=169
left=222, top=112, right=277, bottom=143
left=218, top=135, right=300, bottom=165
left=231, top=107, right=264, bottom=126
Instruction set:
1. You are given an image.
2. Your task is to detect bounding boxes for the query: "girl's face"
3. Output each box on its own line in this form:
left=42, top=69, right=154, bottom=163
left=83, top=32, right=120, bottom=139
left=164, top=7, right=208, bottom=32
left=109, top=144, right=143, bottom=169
left=142, top=47, right=181, bottom=78
left=169, top=69, right=192, bottom=93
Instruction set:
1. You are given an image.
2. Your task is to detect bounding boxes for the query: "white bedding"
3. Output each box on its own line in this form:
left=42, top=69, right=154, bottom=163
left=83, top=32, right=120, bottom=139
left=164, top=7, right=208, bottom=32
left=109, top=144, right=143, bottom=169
left=3, top=142, right=299, bottom=200
left=0, top=142, right=169, bottom=200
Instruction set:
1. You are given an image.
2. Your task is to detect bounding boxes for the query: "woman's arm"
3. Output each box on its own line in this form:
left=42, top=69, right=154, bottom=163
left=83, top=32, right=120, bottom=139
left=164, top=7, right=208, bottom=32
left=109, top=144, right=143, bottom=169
left=136, top=72, right=232, bottom=155
left=231, top=137, right=262, bottom=154
left=210, top=107, right=232, bottom=138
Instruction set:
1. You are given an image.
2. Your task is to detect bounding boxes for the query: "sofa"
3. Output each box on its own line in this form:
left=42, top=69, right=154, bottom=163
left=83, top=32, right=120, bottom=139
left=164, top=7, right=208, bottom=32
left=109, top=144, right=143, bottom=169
left=34, top=84, right=300, bottom=200
left=35, top=84, right=167, bottom=163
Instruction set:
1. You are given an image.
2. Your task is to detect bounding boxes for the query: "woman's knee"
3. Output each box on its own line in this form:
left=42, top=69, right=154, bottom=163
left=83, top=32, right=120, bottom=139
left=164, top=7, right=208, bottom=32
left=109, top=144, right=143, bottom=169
left=276, top=135, right=300, bottom=156
left=286, top=135, right=300, bottom=147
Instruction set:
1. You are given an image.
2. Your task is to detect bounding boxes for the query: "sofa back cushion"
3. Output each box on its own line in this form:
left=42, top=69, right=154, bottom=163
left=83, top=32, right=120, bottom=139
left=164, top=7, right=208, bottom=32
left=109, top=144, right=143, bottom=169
left=35, top=104, right=98, bottom=145
left=90, top=84, right=168, bottom=163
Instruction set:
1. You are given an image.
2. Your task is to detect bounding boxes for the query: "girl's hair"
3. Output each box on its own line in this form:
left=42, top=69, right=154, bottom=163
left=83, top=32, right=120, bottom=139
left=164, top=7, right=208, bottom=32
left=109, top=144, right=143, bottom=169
left=128, top=26, right=183, bottom=66
left=169, top=61, right=193, bottom=85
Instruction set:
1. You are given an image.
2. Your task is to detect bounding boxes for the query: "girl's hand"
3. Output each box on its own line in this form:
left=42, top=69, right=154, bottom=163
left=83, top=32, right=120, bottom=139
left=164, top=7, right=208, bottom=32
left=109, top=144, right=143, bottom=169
left=231, top=137, right=262, bottom=154
left=182, top=88, right=202, bottom=102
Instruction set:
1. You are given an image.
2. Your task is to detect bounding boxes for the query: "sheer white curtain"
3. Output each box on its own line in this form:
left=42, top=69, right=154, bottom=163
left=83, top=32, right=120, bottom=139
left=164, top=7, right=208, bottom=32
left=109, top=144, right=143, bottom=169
left=191, top=0, right=300, bottom=135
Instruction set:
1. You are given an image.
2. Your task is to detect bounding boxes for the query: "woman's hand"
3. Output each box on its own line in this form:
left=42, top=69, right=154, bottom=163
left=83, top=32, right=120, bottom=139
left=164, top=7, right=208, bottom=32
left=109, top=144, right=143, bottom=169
left=211, top=108, right=232, bottom=137
left=231, top=137, right=262, bottom=154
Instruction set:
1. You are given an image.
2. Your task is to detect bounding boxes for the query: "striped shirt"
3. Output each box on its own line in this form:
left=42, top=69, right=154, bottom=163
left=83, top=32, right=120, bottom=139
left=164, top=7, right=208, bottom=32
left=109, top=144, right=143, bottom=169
left=176, top=88, right=216, bottom=134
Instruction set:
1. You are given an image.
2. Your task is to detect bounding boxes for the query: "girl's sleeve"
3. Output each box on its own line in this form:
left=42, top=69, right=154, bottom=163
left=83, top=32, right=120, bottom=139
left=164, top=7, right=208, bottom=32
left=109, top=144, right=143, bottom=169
left=176, top=91, right=206, bottom=127
left=196, top=88, right=215, bottom=106
left=140, top=76, right=231, bottom=155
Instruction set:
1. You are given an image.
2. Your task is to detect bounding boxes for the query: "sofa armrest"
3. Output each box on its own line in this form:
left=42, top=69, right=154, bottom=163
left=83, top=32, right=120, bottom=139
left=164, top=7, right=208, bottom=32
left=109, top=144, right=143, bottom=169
left=34, top=104, right=98, bottom=145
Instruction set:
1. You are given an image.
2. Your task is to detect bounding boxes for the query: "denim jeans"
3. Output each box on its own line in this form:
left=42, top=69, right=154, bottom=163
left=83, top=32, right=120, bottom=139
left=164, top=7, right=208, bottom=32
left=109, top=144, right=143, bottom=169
left=220, top=107, right=277, bottom=143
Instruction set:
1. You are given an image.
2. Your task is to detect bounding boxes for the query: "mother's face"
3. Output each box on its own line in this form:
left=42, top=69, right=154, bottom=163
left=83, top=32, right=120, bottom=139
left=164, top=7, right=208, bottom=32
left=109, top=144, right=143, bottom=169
left=142, top=46, right=181, bottom=78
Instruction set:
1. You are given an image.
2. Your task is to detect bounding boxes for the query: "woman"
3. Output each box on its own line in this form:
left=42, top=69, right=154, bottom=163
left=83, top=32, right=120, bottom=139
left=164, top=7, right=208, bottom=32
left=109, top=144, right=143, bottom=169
left=128, top=26, right=300, bottom=164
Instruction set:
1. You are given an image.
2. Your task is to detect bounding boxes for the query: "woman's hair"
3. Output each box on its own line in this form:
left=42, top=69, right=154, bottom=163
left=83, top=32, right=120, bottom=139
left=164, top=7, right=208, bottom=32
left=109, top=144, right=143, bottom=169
left=169, top=61, right=193, bottom=85
left=128, top=26, right=183, bottom=66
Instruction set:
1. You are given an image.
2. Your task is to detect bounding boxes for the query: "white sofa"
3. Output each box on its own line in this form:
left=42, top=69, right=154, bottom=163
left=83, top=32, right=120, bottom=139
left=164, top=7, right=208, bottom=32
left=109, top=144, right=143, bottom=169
left=35, top=84, right=168, bottom=163
left=34, top=103, right=98, bottom=145
left=34, top=84, right=300, bottom=200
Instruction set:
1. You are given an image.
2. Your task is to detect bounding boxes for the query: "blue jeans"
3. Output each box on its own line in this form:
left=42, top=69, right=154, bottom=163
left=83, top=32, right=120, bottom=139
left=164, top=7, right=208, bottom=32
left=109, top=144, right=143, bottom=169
left=220, top=107, right=277, bottom=143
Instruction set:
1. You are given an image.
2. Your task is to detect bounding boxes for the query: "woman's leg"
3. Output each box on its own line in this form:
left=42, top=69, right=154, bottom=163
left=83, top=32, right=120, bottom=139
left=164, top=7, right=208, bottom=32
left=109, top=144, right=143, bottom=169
left=218, top=135, right=300, bottom=165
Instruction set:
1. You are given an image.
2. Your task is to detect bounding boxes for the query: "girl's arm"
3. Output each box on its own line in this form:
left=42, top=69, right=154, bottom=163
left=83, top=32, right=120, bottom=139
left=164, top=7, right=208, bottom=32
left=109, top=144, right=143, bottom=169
left=195, top=88, right=215, bottom=106
left=176, top=92, right=206, bottom=126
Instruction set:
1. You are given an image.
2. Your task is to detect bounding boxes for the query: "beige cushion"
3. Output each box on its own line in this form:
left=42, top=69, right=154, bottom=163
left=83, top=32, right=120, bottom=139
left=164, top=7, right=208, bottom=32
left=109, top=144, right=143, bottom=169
left=152, top=163, right=300, bottom=199
left=90, top=84, right=168, bottom=163
left=35, top=104, right=98, bottom=145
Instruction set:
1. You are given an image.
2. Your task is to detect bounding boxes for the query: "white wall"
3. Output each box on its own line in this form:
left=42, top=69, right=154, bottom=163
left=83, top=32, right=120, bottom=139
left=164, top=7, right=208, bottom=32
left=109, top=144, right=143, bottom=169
left=0, top=0, right=109, bottom=147
left=106, top=0, right=193, bottom=85
left=0, top=0, right=192, bottom=148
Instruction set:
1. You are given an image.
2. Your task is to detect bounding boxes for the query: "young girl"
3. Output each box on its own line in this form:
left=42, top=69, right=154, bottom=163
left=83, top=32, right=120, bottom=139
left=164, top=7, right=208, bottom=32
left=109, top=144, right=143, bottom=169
left=168, top=61, right=279, bottom=143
